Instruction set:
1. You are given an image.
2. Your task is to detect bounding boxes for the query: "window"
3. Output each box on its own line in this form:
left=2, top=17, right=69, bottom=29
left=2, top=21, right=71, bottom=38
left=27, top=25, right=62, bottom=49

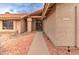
left=3, top=20, right=13, bottom=29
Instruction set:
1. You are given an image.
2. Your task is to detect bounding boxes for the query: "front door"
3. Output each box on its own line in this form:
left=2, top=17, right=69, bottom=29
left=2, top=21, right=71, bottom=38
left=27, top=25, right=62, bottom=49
left=36, top=20, right=43, bottom=31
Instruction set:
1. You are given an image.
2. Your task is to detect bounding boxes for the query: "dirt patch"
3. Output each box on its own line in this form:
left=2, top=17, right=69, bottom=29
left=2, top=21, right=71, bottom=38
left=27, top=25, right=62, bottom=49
left=0, top=32, right=36, bottom=55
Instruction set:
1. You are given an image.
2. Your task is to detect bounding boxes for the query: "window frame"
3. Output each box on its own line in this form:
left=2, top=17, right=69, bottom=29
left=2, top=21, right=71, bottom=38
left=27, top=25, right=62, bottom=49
left=2, top=20, right=14, bottom=30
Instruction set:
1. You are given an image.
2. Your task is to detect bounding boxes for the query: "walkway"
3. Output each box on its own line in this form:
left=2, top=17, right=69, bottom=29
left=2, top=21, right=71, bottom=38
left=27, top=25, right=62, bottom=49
left=28, top=32, right=49, bottom=55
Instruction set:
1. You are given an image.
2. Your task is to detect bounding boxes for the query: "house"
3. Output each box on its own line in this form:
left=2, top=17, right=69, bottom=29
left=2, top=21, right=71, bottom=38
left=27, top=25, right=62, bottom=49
left=1, top=3, right=79, bottom=48
left=0, top=10, right=43, bottom=38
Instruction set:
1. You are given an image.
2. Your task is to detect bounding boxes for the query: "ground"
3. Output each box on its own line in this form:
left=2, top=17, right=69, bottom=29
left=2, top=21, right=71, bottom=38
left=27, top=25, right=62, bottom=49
left=0, top=31, right=79, bottom=55
left=0, top=32, right=35, bottom=55
left=43, top=33, right=79, bottom=55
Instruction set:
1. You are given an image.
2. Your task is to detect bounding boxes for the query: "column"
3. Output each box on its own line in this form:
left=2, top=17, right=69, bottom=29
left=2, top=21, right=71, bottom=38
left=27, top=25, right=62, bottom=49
left=27, top=17, right=32, bottom=32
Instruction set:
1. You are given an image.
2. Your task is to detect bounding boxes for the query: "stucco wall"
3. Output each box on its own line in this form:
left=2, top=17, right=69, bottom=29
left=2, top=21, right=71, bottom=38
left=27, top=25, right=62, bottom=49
left=0, top=20, right=19, bottom=37
left=76, top=4, right=79, bottom=47
left=43, top=4, right=56, bottom=45
left=43, top=3, right=77, bottom=47
left=32, top=19, right=36, bottom=31
left=0, top=21, right=2, bottom=31
left=20, top=19, right=27, bottom=33
left=0, top=19, right=26, bottom=34
left=55, top=4, right=75, bottom=46
left=15, top=21, right=21, bottom=34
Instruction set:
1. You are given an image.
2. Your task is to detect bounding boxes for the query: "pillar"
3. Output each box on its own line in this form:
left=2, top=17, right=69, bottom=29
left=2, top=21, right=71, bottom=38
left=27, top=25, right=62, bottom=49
left=27, top=17, right=32, bottom=32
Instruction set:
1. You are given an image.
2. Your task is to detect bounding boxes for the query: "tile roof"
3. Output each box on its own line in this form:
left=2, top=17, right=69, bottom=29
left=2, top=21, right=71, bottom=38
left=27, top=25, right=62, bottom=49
left=0, top=13, right=28, bottom=20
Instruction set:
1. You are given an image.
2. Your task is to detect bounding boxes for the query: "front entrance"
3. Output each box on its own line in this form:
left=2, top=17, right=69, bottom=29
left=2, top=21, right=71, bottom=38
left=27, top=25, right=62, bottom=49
left=36, top=20, right=43, bottom=31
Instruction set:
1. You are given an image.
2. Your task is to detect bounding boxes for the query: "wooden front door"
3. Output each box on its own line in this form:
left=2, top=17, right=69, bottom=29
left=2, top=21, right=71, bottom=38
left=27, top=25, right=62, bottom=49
left=36, top=20, right=43, bottom=31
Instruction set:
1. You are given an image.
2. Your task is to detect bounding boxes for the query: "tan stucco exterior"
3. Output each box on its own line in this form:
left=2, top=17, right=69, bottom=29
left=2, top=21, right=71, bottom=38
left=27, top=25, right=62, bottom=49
left=43, top=4, right=56, bottom=46
left=76, top=4, right=79, bottom=47
left=55, top=4, right=75, bottom=46
left=20, top=19, right=27, bottom=33
left=14, top=20, right=21, bottom=34
left=43, top=3, right=79, bottom=47
left=27, top=17, right=32, bottom=32
left=0, top=19, right=27, bottom=37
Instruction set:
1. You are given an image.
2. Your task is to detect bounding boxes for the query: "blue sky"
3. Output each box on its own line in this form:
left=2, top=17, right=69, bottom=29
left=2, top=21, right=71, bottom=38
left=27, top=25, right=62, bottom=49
left=0, top=3, right=44, bottom=14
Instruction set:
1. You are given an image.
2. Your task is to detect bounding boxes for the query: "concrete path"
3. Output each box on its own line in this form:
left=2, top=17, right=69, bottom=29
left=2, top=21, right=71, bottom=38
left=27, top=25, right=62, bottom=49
left=28, top=32, right=49, bottom=55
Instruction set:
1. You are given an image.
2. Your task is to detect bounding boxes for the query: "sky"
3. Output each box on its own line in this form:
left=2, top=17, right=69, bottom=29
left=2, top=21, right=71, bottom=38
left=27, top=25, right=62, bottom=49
left=0, top=3, right=44, bottom=14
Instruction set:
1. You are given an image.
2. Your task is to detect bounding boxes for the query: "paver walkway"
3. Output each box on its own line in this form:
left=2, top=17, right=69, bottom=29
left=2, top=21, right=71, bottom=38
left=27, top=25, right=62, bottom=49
left=28, top=32, right=49, bottom=55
